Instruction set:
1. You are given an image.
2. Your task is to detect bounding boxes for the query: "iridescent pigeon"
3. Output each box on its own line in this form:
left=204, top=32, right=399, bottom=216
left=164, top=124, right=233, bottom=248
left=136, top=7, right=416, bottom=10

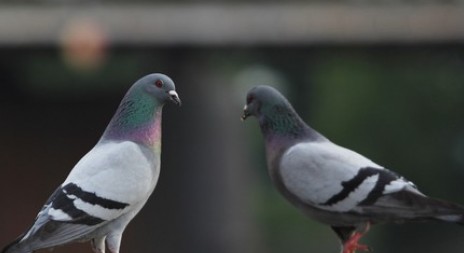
left=241, top=85, right=464, bottom=253
left=2, top=73, right=181, bottom=253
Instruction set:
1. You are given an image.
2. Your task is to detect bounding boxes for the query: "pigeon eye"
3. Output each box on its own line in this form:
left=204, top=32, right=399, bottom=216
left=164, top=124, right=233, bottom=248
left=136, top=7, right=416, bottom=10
left=247, top=95, right=254, bottom=104
left=154, top=80, right=163, bottom=88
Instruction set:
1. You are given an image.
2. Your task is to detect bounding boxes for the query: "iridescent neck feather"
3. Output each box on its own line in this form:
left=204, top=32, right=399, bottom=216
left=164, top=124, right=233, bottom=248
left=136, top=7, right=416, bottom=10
left=101, top=88, right=163, bottom=151
left=259, top=104, right=322, bottom=163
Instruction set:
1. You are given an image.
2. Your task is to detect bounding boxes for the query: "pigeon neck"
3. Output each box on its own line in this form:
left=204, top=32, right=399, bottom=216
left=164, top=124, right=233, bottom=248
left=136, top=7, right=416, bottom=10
left=260, top=106, right=311, bottom=143
left=102, top=90, right=163, bottom=151
left=259, top=105, right=318, bottom=160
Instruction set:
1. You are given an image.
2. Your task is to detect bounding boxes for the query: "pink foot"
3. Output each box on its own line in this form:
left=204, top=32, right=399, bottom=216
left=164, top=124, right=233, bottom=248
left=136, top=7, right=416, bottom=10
left=342, top=232, right=370, bottom=253
left=342, top=223, right=371, bottom=253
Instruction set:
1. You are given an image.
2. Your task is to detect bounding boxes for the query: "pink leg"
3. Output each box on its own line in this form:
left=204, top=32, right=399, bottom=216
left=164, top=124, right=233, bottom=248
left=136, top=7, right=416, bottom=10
left=342, top=223, right=371, bottom=253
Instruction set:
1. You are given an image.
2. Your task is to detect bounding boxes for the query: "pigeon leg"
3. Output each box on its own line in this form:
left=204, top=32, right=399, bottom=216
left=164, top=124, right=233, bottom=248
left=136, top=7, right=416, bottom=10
left=342, top=223, right=371, bottom=253
left=106, top=233, right=122, bottom=253
left=91, top=236, right=106, bottom=253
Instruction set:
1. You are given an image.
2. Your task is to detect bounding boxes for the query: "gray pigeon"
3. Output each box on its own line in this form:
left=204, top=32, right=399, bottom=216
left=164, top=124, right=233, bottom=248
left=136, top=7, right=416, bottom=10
left=241, top=85, right=464, bottom=253
left=2, top=73, right=181, bottom=253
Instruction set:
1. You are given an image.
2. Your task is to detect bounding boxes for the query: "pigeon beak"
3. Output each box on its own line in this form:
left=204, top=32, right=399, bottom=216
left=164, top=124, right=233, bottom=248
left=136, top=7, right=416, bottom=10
left=168, top=90, right=182, bottom=106
left=241, top=105, right=251, bottom=121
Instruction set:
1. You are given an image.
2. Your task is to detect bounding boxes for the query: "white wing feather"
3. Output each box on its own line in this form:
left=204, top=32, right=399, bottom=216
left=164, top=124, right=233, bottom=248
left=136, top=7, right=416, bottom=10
left=280, top=141, right=388, bottom=212
left=61, top=141, right=158, bottom=220
left=18, top=141, right=159, bottom=251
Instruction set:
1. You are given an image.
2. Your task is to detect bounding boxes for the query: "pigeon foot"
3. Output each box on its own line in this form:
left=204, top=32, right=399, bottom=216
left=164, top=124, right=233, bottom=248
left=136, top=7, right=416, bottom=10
left=342, top=223, right=371, bottom=253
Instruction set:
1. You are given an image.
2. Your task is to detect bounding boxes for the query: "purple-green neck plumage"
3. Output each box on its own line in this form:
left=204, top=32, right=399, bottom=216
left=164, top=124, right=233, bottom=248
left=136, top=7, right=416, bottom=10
left=259, top=105, right=312, bottom=159
left=244, top=85, right=325, bottom=188
left=101, top=85, right=163, bottom=150
left=256, top=97, right=325, bottom=167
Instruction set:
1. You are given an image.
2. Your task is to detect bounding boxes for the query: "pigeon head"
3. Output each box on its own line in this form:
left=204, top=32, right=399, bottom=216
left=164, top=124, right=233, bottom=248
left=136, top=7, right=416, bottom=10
left=241, top=85, right=290, bottom=121
left=102, top=73, right=180, bottom=147
left=134, top=73, right=181, bottom=106
left=242, top=85, right=321, bottom=142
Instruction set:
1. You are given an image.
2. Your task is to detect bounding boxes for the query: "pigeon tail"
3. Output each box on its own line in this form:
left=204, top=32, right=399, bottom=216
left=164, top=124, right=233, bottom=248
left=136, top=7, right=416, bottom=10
left=434, top=213, right=464, bottom=225
left=410, top=194, right=464, bottom=225
left=422, top=196, right=464, bottom=225
left=1, top=237, right=30, bottom=253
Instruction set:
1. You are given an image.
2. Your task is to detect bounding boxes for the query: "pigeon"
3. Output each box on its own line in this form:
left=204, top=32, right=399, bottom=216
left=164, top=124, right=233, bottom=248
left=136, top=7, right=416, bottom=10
left=241, top=85, right=464, bottom=253
left=2, top=73, right=181, bottom=253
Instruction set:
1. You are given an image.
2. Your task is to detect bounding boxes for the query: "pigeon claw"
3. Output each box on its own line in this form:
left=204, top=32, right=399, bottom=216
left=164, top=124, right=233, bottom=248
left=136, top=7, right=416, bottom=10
left=342, top=224, right=371, bottom=253
left=342, top=235, right=371, bottom=253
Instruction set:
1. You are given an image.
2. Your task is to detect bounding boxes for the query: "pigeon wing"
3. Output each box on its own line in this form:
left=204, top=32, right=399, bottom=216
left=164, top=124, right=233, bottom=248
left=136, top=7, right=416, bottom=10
left=16, top=141, right=157, bottom=251
left=278, top=141, right=416, bottom=213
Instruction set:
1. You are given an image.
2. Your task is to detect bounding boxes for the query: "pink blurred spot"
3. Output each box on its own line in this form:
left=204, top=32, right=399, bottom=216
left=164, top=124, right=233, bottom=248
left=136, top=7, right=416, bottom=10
left=60, top=18, right=108, bottom=71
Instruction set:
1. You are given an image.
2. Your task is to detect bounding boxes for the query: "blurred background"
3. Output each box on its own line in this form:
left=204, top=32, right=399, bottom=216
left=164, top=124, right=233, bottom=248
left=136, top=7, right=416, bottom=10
left=1, top=1, right=464, bottom=253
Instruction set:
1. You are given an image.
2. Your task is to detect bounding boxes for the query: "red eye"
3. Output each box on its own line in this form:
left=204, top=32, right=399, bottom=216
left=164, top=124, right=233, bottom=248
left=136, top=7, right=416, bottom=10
left=155, top=79, right=163, bottom=88
left=247, top=95, right=254, bottom=104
